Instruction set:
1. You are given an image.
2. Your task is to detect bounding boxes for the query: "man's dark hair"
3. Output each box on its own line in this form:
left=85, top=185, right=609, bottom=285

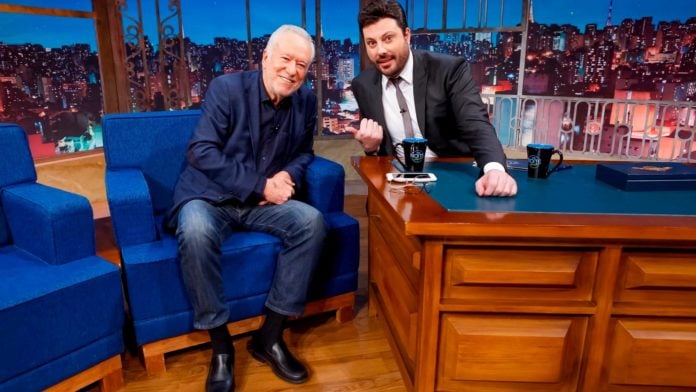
left=358, top=0, right=409, bottom=33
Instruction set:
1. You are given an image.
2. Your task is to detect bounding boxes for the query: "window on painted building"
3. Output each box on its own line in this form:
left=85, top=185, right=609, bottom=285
left=524, top=0, right=696, bottom=101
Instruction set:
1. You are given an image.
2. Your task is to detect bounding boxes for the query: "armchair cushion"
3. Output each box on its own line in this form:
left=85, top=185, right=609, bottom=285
left=0, top=253, right=123, bottom=389
left=121, top=233, right=281, bottom=345
left=0, top=123, right=37, bottom=247
left=308, top=212, right=360, bottom=300
left=0, top=122, right=125, bottom=391
left=102, top=111, right=200, bottom=214
left=2, top=183, right=95, bottom=265
left=304, top=156, right=346, bottom=214
left=0, top=207, right=10, bottom=247
left=105, top=169, right=157, bottom=247
left=0, top=124, right=36, bottom=188
left=102, top=111, right=360, bottom=350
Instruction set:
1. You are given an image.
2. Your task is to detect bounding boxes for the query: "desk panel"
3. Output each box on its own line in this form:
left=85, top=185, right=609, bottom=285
left=353, top=156, right=696, bottom=392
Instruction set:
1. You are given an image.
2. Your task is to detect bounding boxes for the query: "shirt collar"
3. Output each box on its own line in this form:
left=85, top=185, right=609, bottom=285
left=381, top=49, right=414, bottom=90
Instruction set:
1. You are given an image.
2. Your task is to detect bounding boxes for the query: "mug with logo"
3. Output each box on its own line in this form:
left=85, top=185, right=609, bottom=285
left=394, top=137, right=427, bottom=172
left=527, top=143, right=564, bottom=179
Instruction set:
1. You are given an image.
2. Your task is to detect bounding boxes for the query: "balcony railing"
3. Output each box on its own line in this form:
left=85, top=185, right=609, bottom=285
left=484, top=94, right=696, bottom=163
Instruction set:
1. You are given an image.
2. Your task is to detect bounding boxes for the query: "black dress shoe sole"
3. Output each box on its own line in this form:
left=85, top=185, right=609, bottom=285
left=247, top=343, right=309, bottom=384
left=206, top=381, right=235, bottom=392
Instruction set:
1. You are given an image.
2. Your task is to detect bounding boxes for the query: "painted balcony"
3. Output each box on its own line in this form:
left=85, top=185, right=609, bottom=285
left=485, top=94, right=696, bottom=162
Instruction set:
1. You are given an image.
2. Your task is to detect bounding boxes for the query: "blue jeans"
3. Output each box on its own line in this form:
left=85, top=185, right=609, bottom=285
left=174, top=199, right=327, bottom=330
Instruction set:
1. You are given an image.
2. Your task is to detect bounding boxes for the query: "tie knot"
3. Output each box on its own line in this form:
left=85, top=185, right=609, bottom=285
left=389, top=76, right=402, bottom=86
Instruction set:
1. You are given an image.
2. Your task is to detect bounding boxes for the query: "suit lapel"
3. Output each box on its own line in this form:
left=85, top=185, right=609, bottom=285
left=412, top=51, right=427, bottom=136
left=247, top=72, right=261, bottom=161
left=291, top=94, right=302, bottom=147
left=370, top=70, right=387, bottom=130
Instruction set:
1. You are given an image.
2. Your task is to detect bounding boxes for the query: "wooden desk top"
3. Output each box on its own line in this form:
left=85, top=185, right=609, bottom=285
left=351, top=156, right=696, bottom=243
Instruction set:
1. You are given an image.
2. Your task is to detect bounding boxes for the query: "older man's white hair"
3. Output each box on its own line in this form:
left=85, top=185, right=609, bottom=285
left=265, top=24, right=316, bottom=62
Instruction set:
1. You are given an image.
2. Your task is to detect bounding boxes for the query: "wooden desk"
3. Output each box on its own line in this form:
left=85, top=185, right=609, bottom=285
left=352, top=156, right=696, bottom=392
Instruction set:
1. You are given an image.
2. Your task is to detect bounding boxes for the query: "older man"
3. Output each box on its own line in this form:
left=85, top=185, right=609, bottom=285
left=168, top=25, right=323, bottom=391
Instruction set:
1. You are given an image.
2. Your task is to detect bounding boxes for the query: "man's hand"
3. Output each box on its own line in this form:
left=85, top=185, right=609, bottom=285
left=261, top=171, right=295, bottom=205
left=475, top=170, right=517, bottom=197
left=345, top=118, right=383, bottom=153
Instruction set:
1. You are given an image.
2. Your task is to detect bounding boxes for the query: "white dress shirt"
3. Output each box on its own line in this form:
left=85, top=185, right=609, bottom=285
left=381, top=51, right=437, bottom=159
left=381, top=50, right=504, bottom=173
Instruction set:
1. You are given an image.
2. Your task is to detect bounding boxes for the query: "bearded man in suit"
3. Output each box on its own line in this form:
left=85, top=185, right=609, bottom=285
left=349, top=0, right=517, bottom=197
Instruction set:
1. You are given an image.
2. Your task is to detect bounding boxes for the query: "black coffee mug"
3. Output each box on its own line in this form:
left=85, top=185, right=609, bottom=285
left=394, top=137, right=427, bottom=172
left=527, top=143, right=563, bottom=179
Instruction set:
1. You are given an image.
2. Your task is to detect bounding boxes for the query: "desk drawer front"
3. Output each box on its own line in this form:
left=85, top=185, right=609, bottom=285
left=438, top=314, right=586, bottom=391
left=443, top=247, right=597, bottom=302
left=605, top=318, right=696, bottom=389
left=615, top=251, right=696, bottom=307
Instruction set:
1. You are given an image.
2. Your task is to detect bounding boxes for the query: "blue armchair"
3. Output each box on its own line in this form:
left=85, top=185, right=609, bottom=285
left=0, top=124, right=124, bottom=392
left=101, top=110, right=359, bottom=375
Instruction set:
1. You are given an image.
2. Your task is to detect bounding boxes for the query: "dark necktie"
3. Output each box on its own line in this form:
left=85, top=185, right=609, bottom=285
left=389, top=77, right=414, bottom=139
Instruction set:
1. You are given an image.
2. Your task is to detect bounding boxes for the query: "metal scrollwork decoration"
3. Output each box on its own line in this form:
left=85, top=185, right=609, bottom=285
left=117, top=0, right=190, bottom=112
left=117, top=0, right=153, bottom=111
left=155, top=0, right=190, bottom=110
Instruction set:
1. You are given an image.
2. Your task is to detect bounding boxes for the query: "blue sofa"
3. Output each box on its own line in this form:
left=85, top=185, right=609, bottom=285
left=0, top=124, right=124, bottom=392
left=101, top=110, right=360, bottom=375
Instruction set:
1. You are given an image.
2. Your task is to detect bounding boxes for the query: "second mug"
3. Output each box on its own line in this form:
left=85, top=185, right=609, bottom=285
left=394, top=137, right=427, bottom=172
left=527, top=143, right=563, bottom=179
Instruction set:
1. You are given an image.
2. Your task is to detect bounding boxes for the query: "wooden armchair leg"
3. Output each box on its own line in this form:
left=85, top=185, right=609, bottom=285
left=141, top=349, right=167, bottom=377
left=99, top=367, right=124, bottom=392
left=336, top=304, right=355, bottom=322
left=368, top=285, right=378, bottom=317
left=45, top=355, right=123, bottom=392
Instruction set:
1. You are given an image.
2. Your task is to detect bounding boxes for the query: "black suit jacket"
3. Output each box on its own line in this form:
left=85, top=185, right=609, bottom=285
left=352, top=49, right=506, bottom=168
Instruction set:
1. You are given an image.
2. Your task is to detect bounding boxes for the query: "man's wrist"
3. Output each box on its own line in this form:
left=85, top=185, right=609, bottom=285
left=483, top=161, right=506, bottom=173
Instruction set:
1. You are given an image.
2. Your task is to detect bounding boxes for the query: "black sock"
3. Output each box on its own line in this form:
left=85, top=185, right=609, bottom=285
left=208, top=324, right=233, bottom=355
left=258, top=309, right=287, bottom=349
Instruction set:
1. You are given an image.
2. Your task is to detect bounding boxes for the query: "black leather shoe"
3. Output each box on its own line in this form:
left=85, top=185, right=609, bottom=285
left=206, top=353, right=234, bottom=392
left=247, top=337, right=309, bottom=384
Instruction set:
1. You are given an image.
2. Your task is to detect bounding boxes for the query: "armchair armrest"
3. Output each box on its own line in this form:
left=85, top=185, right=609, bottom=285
left=106, top=169, right=156, bottom=247
left=2, top=183, right=94, bottom=265
left=303, top=156, right=345, bottom=214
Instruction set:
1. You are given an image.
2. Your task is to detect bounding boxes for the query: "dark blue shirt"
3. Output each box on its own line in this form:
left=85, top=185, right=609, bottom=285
left=253, top=73, right=293, bottom=197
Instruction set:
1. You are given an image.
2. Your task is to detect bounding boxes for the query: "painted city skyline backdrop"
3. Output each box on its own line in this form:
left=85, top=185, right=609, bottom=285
left=1, top=0, right=695, bottom=160
left=0, top=0, right=694, bottom=49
